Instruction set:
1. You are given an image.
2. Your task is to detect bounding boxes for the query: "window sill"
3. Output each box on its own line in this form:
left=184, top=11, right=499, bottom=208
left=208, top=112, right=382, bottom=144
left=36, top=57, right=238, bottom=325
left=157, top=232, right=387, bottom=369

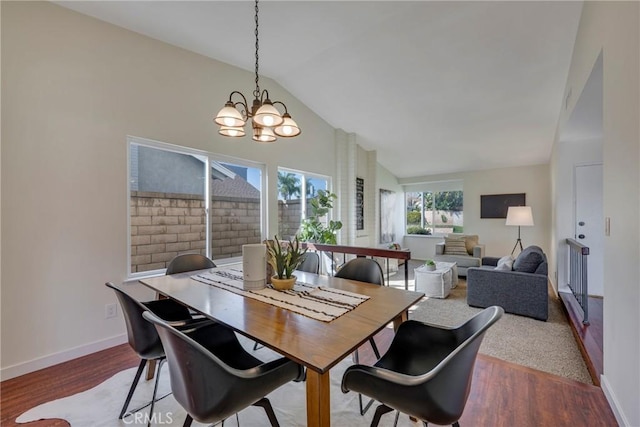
left=125, top=256, right=242, bottom=283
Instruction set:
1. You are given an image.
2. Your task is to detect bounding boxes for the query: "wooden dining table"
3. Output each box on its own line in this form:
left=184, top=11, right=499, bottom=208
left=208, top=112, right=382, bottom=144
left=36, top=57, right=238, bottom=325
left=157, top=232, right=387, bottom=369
left=139, top=266, right=424, bottom=427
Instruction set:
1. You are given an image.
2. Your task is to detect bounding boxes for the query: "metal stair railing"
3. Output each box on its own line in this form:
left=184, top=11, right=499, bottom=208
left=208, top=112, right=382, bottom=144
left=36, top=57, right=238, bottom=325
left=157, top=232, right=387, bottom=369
left=300, top=243, right=412, bottom=290
left=566, top=238, right=590, bottom=325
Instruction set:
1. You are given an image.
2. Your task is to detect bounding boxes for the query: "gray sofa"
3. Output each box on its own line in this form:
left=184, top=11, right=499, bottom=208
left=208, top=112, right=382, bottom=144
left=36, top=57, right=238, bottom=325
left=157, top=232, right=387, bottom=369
left=434, top=235, right=485, bottom=277
left=466, top=245, right=549, bottom=321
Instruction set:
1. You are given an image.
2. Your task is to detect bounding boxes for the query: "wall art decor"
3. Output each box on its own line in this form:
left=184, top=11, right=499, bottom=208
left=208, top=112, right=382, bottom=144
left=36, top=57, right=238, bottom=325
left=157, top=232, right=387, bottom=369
left=379, top=189, right=396, bottom=243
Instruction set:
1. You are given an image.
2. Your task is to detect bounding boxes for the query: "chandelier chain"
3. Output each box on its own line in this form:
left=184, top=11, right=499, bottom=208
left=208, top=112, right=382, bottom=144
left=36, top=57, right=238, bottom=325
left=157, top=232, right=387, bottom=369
left=214, top=0, right=300, bottom=141
left=253, top=0, right=260, bottom=99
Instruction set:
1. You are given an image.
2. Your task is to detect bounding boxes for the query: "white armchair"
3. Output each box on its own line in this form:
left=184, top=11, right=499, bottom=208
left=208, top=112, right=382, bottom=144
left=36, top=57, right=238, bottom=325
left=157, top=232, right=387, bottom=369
left=433, top=235, right=484, bottom=277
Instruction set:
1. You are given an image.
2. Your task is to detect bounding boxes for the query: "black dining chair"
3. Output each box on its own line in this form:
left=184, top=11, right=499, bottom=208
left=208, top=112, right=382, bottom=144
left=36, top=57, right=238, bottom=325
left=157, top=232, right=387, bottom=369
left=334, top=257, right=384, bottom=414
left=105, top=282, right=211, bottom=424
left=341, top=306, right=504, bottom=427
left=297, top=251, right=320, bottom=274
left=166, top=253, right=217, bottom=321
left=166, top=253, right=216, bottom=275
left=142, top=310, right=305, bottom=427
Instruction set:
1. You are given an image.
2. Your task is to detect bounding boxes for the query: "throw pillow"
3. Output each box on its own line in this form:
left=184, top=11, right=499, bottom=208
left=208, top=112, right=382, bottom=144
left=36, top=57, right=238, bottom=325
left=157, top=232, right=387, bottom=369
left=495, top=255, right=514, bottom=271
left=464, top=235, right=479, bottom=255
left=444, top=237, right=468, bottom=256
left=495, top=262, right=513, bottom=271
left=513, top=246, right=545, bottom=273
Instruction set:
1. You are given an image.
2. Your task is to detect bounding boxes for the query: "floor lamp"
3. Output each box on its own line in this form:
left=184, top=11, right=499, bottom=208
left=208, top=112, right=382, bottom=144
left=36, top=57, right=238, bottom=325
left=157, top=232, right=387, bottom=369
left=506, top=206, right=534, bottom=255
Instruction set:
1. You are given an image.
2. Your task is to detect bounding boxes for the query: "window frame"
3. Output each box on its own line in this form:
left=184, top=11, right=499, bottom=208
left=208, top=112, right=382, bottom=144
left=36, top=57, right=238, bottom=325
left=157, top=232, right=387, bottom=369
left=404, top=184, right=464, bottom=237
left=126, top=136, right=266, bottom=280
left=277, top=167, right=332, bottom=220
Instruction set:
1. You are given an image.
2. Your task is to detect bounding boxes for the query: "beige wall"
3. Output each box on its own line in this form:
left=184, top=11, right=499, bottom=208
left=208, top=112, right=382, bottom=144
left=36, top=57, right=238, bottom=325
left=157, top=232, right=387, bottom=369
left=551, top=2, right=639, bottom=425
left=399, top=164, right=551, bottom=265
left=1, top=2, right=336, bottom=377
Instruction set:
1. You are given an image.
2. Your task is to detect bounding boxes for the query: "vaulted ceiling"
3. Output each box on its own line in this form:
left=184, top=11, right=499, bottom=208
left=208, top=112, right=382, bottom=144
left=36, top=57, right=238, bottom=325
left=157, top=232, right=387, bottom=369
left=55, top=1, right=583, bottom=178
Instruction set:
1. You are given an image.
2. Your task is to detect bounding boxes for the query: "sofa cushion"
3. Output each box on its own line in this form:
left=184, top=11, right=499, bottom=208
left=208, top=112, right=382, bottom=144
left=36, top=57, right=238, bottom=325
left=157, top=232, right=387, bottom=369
left=444, top=237, right=468, bottom=256
left=513, top=246, right=545, bottom=274
left=464, top=235, right=479, bottom=255
left=435, top=254, right=481, bottom=269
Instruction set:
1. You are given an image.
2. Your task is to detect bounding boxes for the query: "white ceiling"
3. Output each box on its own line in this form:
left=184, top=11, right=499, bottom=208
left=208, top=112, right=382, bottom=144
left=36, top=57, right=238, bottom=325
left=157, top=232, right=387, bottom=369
left=55, top=1, right=583, bottom=179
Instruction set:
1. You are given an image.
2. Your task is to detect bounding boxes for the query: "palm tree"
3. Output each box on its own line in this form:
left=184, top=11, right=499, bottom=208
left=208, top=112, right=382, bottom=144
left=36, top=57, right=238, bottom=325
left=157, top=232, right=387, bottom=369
left=278, top=172, right=301, bottom=200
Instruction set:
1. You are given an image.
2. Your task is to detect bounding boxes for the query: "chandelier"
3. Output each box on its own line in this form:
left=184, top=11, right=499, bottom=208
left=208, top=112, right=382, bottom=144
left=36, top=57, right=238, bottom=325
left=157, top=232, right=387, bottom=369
left=214, top=0, right=301, bottom=143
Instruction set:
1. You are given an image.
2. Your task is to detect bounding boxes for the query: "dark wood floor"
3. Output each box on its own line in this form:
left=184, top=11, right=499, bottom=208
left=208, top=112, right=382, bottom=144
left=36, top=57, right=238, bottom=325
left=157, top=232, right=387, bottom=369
left=559, top=291, right=604, bottom=385
left=1, top=332, right=617, bottom=427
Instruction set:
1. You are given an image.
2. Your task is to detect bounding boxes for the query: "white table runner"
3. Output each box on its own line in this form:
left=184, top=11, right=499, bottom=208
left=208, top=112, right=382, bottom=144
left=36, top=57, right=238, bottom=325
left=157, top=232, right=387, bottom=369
left=191, top=268, right=370, bottom=322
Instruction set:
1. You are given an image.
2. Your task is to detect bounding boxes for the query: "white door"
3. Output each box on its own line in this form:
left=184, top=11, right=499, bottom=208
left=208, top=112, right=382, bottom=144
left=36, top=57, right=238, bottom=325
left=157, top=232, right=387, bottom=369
left=574, top=163, right=604, bottom=296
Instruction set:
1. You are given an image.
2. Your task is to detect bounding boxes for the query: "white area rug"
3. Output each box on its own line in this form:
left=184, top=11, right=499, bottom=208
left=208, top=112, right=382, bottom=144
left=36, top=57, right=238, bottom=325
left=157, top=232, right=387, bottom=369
left=16, top=338, right=418, bottom=427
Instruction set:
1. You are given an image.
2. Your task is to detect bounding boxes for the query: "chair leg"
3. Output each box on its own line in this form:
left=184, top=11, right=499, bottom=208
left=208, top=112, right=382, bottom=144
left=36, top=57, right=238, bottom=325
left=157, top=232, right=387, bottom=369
left=253, top=397, right=280, bottom=427
left=453, top=422, right=460, bottom=427
left=183, top=415, right=193, bottom=427
left=253, top=341, right=263, bottom=351
left=358, top=393, right=375, bottom=415
left=369, top=337, right=381, bottom=359
left=119, top=359, right=146, bottom=419
left=353, top=348, right=375, bottom=415
left=218, top=413, right=239, bottom=426
left=393, top=411, right=400, bottom=427
left=146, top=358, right=165, bottom=427
left=370, top=404, right=394, bottom=427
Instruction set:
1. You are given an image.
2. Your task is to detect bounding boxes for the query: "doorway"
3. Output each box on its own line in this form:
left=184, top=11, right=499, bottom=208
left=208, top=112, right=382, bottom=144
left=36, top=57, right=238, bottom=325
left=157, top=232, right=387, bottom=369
left=574, top=163, right=604, bottom=296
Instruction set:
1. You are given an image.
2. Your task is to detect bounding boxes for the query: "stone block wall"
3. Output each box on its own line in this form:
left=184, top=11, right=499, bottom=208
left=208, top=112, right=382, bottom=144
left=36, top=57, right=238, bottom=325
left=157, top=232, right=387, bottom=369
left=130, top=191, right=261, bottom=273
left=210, top=196, right=262, bottom=259
left=278, top=199, right=302, bottom=240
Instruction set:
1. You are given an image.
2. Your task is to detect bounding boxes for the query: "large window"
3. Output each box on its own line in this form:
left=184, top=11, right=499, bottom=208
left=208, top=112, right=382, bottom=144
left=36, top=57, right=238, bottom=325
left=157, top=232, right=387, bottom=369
left=406, top=190, right=464, bottom=235
left=128, top=137, right=264, bottom=277
left=277, top=168, right=330, bottom=239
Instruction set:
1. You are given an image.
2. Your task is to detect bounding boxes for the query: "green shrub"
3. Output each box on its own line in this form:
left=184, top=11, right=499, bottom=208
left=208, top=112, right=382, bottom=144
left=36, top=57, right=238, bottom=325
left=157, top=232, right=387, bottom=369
left=406, top=211, right=421, bottom=225
left=453, top=225, right=464, bottom=233
left=407, top=226, right=432, bottom=235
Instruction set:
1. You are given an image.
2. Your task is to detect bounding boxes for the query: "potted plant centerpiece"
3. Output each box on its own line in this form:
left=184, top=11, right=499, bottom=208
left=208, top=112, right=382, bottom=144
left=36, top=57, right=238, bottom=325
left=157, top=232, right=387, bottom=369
left=424, top=259, right=437, bottom=271
left=266, top=235, right=307, bottom=290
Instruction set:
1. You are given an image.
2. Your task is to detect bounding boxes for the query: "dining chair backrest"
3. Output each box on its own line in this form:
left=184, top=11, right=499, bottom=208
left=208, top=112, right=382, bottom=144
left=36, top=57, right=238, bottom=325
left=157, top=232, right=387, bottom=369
left=105, top=282, right=164, bottom=360
left=342, top=306, right=503, bottom=426
left=142, top=311, right=304, bottom=425
left=334, top=257, right=384, bottom=286
left=411, top=305, right=503, bottom=423
left=166, top=254, right=216, bottom=275
left=298, top=251, right=320, bottom=274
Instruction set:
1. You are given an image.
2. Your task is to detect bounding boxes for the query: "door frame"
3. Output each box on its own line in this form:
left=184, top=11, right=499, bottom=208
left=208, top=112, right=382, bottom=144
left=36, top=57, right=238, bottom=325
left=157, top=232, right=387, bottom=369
left=572, top=161, right=604, bottom=296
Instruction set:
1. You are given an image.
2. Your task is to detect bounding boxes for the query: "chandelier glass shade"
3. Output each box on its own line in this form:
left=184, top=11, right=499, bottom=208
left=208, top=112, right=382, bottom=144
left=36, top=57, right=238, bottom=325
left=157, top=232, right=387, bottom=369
left=214, top=0, right=301, bottom=143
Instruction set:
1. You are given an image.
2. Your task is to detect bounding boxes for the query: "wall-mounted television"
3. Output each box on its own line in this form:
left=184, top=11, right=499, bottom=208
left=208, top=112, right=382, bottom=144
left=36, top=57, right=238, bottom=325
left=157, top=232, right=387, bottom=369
left=480, top=193, right=526, bottom=218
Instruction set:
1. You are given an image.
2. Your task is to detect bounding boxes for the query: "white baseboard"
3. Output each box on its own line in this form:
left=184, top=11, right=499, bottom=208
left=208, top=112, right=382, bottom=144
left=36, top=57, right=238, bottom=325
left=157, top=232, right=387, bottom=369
left=0, top=334, right=127, bottom=381
left=601, top=374, right=631, bottom=426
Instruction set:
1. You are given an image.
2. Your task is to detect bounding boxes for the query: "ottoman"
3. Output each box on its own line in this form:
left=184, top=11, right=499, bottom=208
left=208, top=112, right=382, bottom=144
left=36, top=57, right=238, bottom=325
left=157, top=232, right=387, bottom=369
left=414, top=262, right=456, bottom=298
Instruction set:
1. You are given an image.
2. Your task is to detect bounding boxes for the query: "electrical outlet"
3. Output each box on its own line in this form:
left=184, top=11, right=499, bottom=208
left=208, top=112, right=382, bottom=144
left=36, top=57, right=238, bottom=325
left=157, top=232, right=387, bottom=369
left=105, top=303, right=117, bottom=319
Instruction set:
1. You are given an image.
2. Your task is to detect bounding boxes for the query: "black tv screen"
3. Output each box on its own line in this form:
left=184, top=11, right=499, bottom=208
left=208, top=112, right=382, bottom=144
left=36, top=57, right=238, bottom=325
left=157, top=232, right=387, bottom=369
left=480, top=193, right=526, bottom=218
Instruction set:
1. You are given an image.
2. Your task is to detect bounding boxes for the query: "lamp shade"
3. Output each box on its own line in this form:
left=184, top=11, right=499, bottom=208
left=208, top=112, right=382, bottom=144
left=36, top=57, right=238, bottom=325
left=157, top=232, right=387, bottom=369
left=214, top=102, right=246, bottom=127
left=252, top=126, right=277, bottom=143
left=274, top=113, right=301, bottom=137
left=253, top=101, right=284, bottom=127
left=505, top=206, right=534, bottom=226
left=218, top=125, right=246, bottom=137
